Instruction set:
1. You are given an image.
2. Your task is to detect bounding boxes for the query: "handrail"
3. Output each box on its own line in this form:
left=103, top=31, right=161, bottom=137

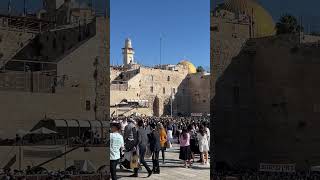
left=32, top=145, right=82, bottom=170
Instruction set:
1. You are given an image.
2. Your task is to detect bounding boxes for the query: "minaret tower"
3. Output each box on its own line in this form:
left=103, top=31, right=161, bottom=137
left=122, top=38, right=135, bottom=66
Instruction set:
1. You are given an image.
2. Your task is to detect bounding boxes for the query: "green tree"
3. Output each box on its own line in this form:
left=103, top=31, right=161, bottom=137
left=196, top=66, right=205, bottom=73
left=276, top=14, right=304, bottom=35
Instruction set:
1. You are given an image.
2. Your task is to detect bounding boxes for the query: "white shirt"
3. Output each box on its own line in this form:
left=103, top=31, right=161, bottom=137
left=110, top=132, right=124, bottom=160
left=121, top=120, right=128, bottom=131
left=206, top=127, right=210, bottom=137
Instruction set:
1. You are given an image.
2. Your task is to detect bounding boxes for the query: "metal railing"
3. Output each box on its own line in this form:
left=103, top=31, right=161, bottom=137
left=0, top=14, right=54, bottom=33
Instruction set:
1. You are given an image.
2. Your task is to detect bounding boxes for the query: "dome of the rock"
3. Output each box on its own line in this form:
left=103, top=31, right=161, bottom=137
left=178, top=60, right=197, bottom=74
left=224, top=0, right=276, bottom=37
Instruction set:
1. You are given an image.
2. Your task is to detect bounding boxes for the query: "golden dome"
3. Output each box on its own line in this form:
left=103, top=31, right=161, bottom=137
left=224, top=0, right=276, bottom=37
left=178, top=60, right=197, bottom=74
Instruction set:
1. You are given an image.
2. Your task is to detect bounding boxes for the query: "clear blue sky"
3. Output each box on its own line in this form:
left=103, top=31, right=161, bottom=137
left=212, top=0, right=320, bottom=33
left=111, top=0, right=210, bottom=70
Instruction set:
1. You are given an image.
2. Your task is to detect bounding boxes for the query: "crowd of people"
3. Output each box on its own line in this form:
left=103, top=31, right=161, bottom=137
left=109, top=116, right=210, bottom=180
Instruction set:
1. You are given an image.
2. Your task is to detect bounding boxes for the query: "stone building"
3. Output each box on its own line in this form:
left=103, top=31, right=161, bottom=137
left=214, top=33, right=320, bottom=171
left=0, top=3, right=109, bottom=171
left=211, top=0, right=275, bottom=96
left=212, top=0, right=320, bottom=172
left=111, top=39, right=210, bottom=117
left=41, top=0, right=94, bottom=25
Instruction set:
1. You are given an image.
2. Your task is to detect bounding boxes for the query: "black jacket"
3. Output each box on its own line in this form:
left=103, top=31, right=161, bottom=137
left=148, top=130, right=161, bottom=152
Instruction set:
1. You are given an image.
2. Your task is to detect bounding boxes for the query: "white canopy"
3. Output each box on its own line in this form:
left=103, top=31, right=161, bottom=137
left=16, top=129, right=29, bottom=136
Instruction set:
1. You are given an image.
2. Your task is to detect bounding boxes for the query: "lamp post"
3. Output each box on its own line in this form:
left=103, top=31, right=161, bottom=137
left=170, top=89, right=174, bottom=117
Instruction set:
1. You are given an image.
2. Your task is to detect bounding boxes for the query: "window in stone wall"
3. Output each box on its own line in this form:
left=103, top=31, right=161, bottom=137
left=211, top=26, right=219, bottom=32
left=173, top=88, right=176, bottom=94
left=86, top=100, right=91, bottom=111
left=167, top=76, right=170, bottom=81
left=163, top=87, right=165, bottom=94
left=150, top=86, right=154, bottom=93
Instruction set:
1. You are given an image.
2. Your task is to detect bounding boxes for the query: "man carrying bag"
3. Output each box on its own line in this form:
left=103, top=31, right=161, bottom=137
left=129, top=120, right=153, bottom=178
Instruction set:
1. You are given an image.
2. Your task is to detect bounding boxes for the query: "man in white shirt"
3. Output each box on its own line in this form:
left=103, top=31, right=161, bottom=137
left=110, top=123, right=124, bottom=180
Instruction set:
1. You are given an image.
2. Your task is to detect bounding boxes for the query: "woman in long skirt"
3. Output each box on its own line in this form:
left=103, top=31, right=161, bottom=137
left=179, top=128, right=192, bottom=168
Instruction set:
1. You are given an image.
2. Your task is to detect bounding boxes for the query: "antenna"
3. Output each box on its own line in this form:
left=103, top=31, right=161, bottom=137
left=300, top=15, right=303, bottom=43
left=8, top=0, right=11, bottom=15
left=24, top=0, right=26, bottom=16
left=160, top=35, right=162, bottom=65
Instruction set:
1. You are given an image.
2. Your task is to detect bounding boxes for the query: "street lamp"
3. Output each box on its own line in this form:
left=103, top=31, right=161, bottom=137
left=170, top=88, right=175, bottom=117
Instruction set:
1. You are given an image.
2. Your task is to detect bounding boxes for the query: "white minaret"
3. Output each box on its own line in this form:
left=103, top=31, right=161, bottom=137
left=122, top=38, right=135, bottom=66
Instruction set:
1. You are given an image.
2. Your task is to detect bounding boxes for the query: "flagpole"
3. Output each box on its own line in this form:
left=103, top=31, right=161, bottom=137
left=8, top=0, right=11, bottom=16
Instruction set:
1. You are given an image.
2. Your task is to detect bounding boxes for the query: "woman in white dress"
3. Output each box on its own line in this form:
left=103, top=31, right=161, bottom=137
left=197, top=126, right=209, bottom=165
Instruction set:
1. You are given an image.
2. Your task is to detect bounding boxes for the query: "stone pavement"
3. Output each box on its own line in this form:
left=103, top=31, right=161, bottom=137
left=116, top=143, right=210, bottom=180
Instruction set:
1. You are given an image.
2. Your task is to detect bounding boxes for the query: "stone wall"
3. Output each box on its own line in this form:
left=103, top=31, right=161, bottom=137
left=110, top=66, right=190, bottom=117
left=187, top=73, right=210, bottom=114
left=214, top=34, right=320, bottom=171
left=212, top=15, right=251, bottom=100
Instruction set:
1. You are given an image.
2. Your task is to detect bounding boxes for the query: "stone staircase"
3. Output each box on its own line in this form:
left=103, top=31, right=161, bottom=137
left=0, top=30, right=35, bottom=69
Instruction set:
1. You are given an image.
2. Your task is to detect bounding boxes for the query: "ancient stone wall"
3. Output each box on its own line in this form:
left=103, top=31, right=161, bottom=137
left=214, top=34, right=320, bottom=170
left=187, top=73, right=210, bottom=114
left=212, top=16, right=250, bottom=82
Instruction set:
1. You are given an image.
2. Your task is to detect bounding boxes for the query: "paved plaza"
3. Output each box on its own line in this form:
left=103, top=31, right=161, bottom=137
left=116, top=143, right=210, bottom=180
